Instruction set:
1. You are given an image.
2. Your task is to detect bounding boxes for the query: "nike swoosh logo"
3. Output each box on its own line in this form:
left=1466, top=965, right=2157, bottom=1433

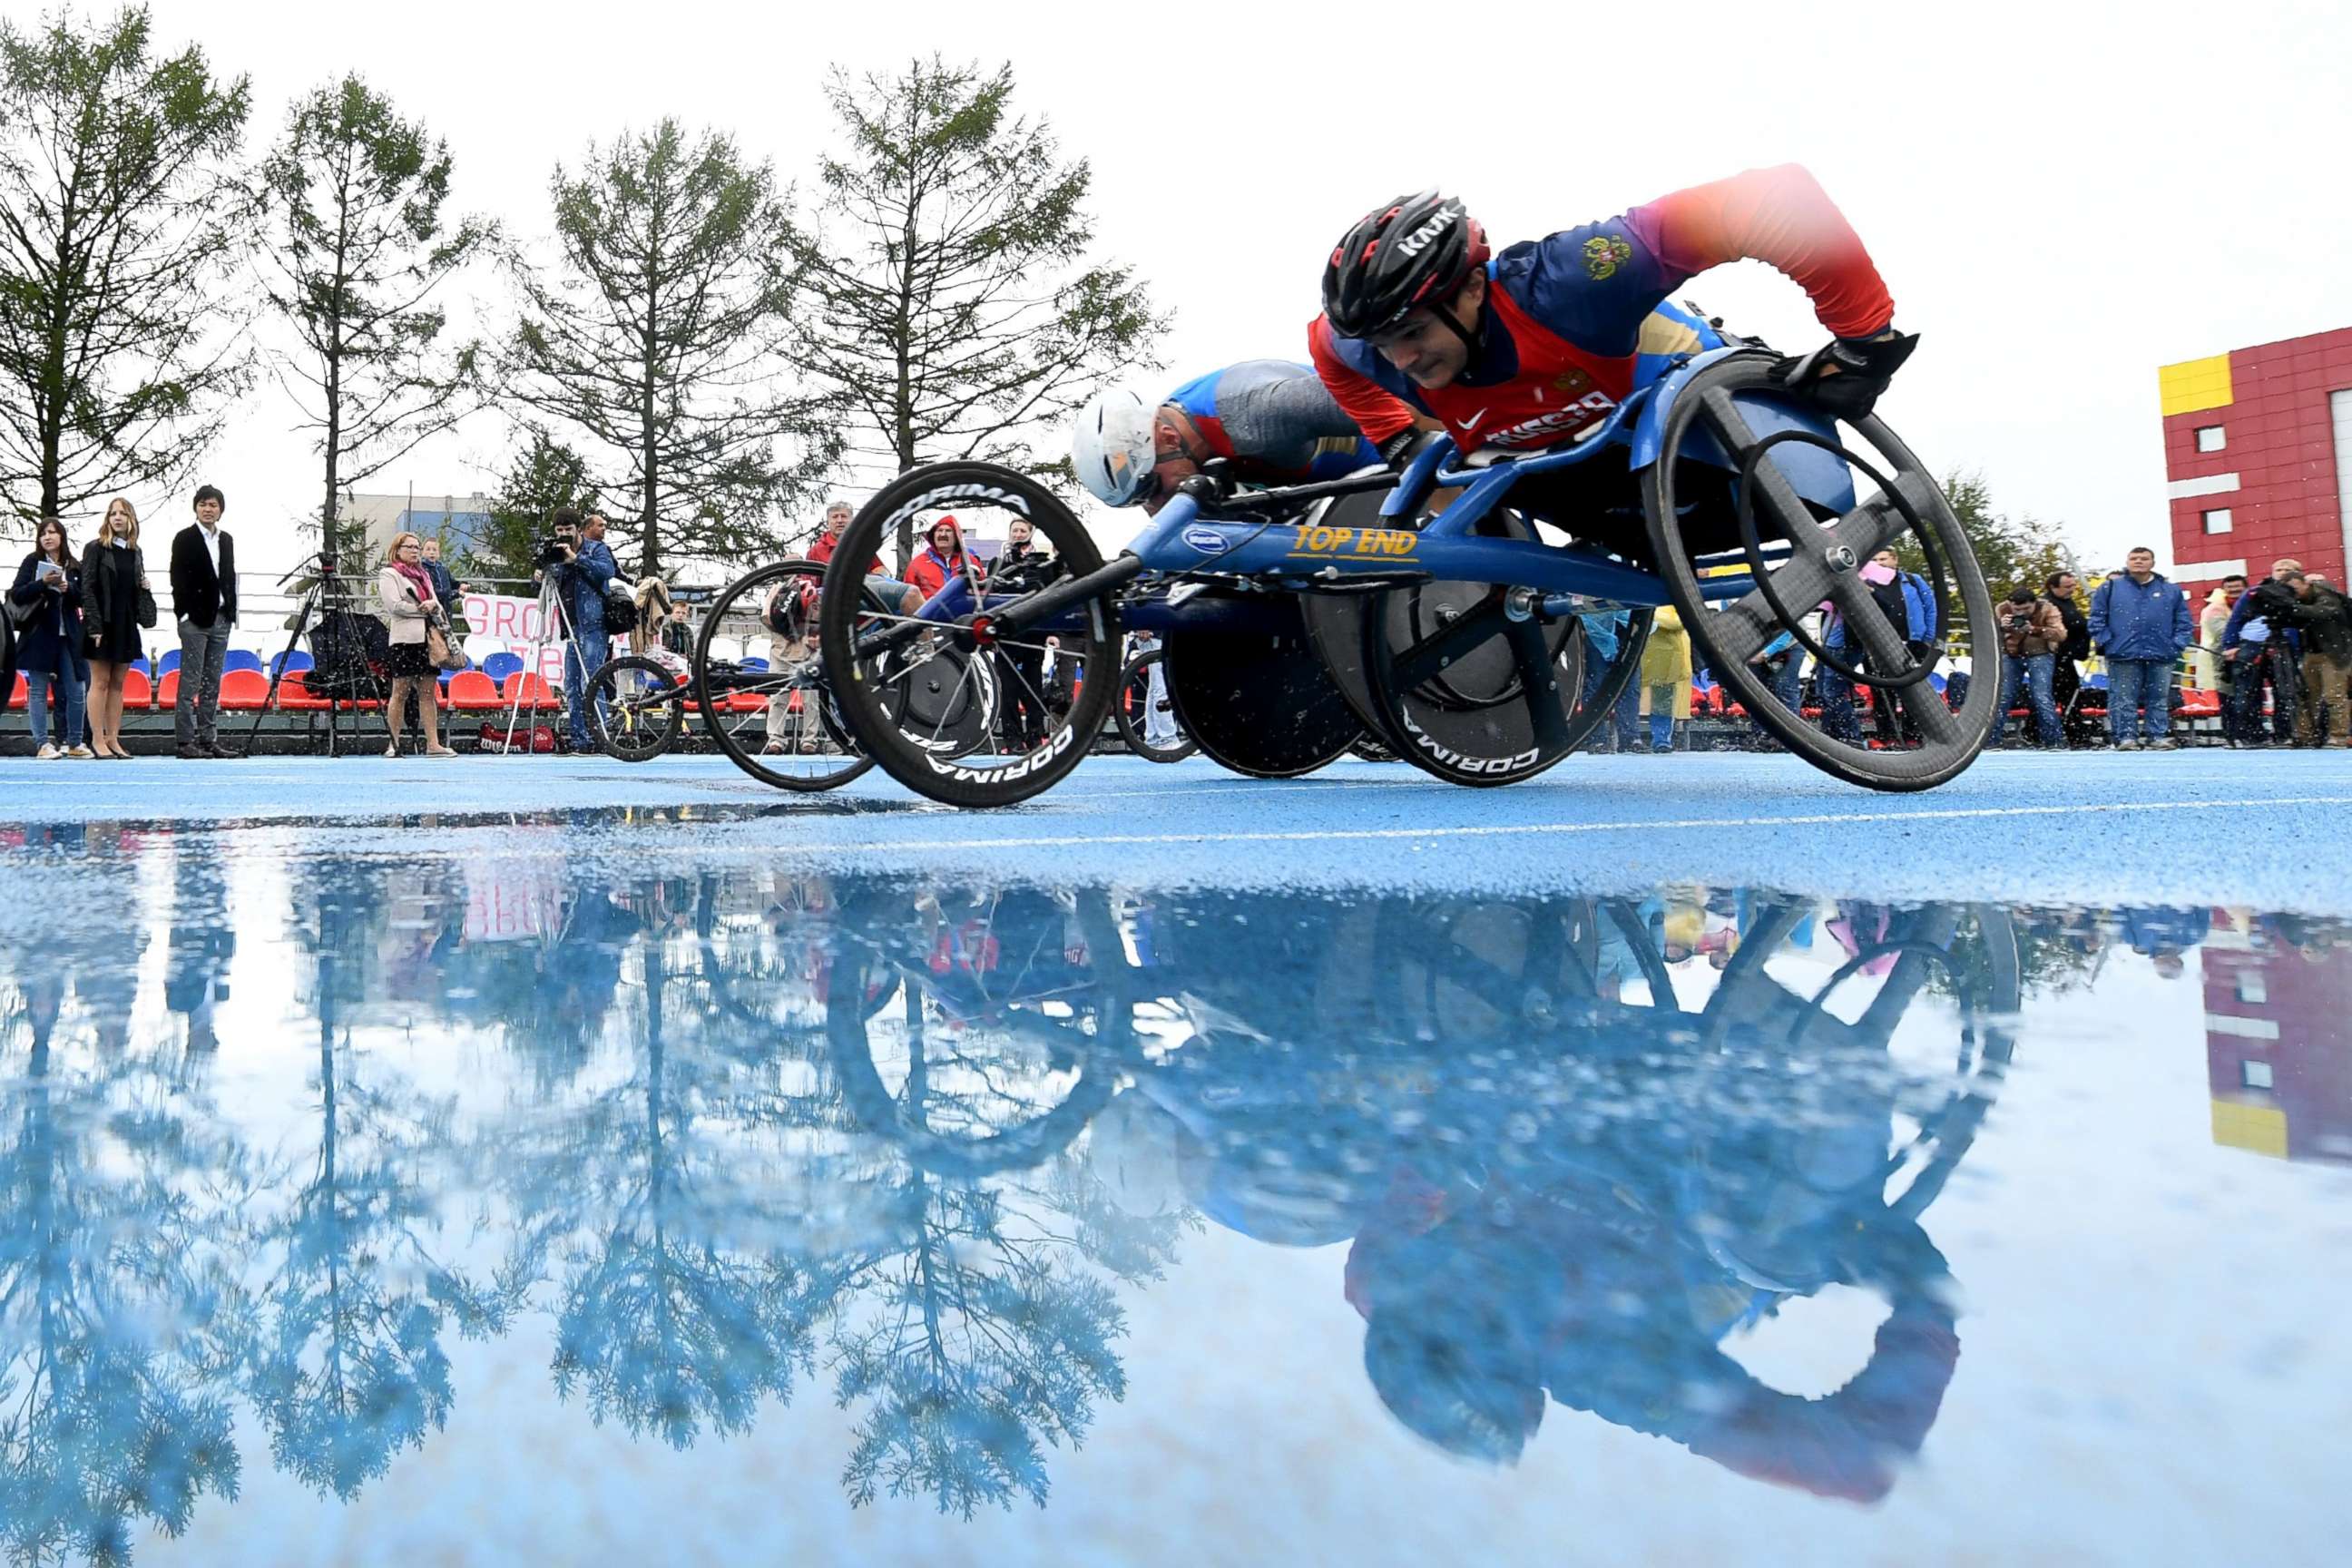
left=1455, top=408, right=1487, bottom=430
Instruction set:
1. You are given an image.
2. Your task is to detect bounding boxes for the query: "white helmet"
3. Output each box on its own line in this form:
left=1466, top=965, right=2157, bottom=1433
left=1071, top=387, right=1160, bottom=507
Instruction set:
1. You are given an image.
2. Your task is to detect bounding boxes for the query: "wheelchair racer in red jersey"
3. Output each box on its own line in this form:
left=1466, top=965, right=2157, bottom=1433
left=1308, top=166, right=1916, bottom=481
left=1071, top=359, right=1393, bottom=514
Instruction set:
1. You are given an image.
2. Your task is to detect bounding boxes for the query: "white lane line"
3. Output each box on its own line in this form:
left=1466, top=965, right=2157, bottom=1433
left=750, top=793, right=2352, bottom=854
left=228, top=792, right=2348, bottom=862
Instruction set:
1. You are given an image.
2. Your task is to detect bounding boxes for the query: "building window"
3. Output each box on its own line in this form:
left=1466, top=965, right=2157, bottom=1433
left=2203, top=508, right=2233, bottom=534
left=2195, top=425, right=2226, bottom=453
left=2242, top=1059, right=2274, bottom=1091
left=2236, top=971, right=2268, bottom=1004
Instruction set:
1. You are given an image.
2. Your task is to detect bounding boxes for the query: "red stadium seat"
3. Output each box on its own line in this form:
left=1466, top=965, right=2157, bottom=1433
left=122, top=669, right=152, bottom=707
left=501, top=672, right=559, bottom=710
left=6, top=673, right=24, bottom=710
left=446, top=671, right=500, bottom=710
left=156, top=671, right=181, bottom=708
left=217, top=670, right=271, bottom=710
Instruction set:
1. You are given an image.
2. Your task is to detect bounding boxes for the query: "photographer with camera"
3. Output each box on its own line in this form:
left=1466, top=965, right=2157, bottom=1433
left=1993, top=584, right=2067, bottom=749
left=542, top=508, right=618, bottom=753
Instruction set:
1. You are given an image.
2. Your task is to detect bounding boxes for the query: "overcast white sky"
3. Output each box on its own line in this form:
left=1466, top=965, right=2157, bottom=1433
left=36, top=0, right=2352, bottom=577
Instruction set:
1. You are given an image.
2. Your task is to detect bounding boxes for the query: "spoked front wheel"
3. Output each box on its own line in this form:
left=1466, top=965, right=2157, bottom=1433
left=694, top=559, right=877, bottom=792
left=587, top=655, right=685, bottom=762
left=1642, top=350, right=1997, bottom=790
left=818, top=462, right=1121, bottom=808
left=1115, top=649, right=1195, bottom=763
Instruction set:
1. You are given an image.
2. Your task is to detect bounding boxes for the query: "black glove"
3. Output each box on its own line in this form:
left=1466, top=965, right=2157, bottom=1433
left=1779, top=329, right=1918, bottom=422
left=1378, top=426, right=1446, bottom=471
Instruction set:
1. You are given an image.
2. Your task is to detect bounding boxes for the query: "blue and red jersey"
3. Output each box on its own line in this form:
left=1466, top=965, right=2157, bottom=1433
left=1162, top=359, right=1382, bottom=485
left=1309, top=164, right=1896, bottom=456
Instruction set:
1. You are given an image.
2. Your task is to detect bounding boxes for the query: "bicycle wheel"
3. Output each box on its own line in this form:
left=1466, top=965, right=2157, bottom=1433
left=694, top=560, right=877, bottom=792
left=587, top=655, right=684, bottom=762
left=1114, top=649, right=1196, bottom=763
left=818, top=462, right=1121, bottom=808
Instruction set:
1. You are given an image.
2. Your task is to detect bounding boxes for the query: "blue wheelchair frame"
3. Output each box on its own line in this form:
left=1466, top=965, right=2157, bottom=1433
left=907, top=348, right=1857, bottom=635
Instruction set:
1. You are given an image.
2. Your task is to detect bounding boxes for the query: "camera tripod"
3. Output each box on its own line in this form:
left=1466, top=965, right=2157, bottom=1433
left=248, top=551, right=358, bottom=757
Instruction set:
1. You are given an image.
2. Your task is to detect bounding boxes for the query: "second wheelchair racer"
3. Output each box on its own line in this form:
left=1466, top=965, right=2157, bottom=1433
left=1071, top=358, right=1391, bottom=514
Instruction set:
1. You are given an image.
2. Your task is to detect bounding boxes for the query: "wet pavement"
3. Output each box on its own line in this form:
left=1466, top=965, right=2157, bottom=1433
left=3, top=759, right=2349, bottom=1564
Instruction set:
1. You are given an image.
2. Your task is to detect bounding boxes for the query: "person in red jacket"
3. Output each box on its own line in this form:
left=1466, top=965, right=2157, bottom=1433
left=905, top=515, right=987, bottom=602
left=1310, top=167, right=1914, bottom=495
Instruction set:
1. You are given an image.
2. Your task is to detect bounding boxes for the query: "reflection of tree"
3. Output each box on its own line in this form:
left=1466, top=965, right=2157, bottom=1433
left=824, top=1165, right=1150, bottom=1517
left=0, top=994, right=244, bottom=1564
left=809, top=886, right=1184, bottom=1516
left=236, top=866, right=519, bottom=1502
left=531, top=946, right=819, bottom=1451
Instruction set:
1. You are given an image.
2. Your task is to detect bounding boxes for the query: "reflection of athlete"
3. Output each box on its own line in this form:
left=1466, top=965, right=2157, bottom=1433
left=1346, top=1168, right=1958, bottom=1500
left=1310, top=167, right=1916, bottom=467
left=1072, top=360, right=1384, bottom=514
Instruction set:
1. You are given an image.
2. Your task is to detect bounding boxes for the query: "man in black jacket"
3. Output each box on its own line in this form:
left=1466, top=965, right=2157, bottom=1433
left=2042, top=571, right=2090, bottom=735
left=169, top=484, right=238, bottom=759
left=989, top=517, right=1063, bottom=751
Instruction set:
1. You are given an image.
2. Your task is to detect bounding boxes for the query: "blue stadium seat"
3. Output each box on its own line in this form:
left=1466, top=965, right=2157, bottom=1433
left=156, top=650, right=181, bottom=676
left=482, top=652, right=524, bottom=684
left=222, top=650, right=265, bottom=675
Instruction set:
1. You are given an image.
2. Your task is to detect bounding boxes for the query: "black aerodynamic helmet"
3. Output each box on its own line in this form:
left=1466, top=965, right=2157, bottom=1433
left=1322, top=191, right=1490, bottom=338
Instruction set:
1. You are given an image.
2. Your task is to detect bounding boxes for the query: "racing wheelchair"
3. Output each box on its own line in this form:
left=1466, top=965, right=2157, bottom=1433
left=817, top=344, right=1998, bottom=808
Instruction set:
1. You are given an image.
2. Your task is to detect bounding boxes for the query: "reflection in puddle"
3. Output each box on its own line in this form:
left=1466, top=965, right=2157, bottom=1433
left=1, top=836, right=2347, bottom=1560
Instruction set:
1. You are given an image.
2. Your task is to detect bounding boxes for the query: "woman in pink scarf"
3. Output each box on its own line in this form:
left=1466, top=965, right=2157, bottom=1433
left=377, top=531, right=456, bottom=757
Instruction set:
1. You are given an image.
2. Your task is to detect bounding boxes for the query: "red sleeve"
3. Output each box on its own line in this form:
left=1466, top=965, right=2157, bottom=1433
left=1308, top=314, right=1419, bottom=446
left=1625, top=164, right=1894, bottom=339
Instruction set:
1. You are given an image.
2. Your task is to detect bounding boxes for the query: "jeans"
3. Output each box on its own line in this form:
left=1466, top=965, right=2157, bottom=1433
left=2230, top=642, right=2298, bottom=742
left=1576, top=654, right=1642, bottom=750
left=1644, top=685, right=1679, bottom=751
left=24, top=667, right=85, bottom=749
left=174, top=617, right=230, bottom=749
left=1998, top=652, right=2060, bottom=744
left=564, top=615, right=610, bottom=749
left=2105, top=657, right=2174, bottom=742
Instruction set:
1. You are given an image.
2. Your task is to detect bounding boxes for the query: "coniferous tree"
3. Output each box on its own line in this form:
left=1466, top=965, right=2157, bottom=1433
left=793, top=58, right=1169, bottom=561
left=257, top=74, right=494, bottom=561
left=0, top=5, right=252, bottom=533
left=500, top=120, right=837, bottom=576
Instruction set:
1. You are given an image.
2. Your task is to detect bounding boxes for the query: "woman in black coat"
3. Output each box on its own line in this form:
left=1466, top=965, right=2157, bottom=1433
left=8, top=517, right=91, bottom=758
left=81, top=495, right=153, bottom=759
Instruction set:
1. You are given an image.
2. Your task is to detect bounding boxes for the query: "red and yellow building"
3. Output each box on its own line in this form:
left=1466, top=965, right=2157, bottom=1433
left=2159, top=327, right=2352, bottom=595
left=2201, top=912, right=2352, bottom=1167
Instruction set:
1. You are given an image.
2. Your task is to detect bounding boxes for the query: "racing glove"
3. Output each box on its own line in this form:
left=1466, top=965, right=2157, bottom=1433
left=1379, top=426, right=1446, bottom=471
left=1779, top=329, right=1919, bottom=423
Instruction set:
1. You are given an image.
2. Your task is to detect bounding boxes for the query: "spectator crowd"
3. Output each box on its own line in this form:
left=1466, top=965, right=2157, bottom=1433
left=9, top=487, right=2352, bottom=760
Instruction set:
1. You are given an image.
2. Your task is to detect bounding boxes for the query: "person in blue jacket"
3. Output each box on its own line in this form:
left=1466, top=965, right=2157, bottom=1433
left=551, top=508, right=619, bottom=752
left=2089, top=547, right=2194, bottom=750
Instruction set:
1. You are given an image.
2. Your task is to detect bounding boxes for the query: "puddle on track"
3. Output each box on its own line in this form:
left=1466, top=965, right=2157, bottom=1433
left=2, top=822, right=2347, bottom=1565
